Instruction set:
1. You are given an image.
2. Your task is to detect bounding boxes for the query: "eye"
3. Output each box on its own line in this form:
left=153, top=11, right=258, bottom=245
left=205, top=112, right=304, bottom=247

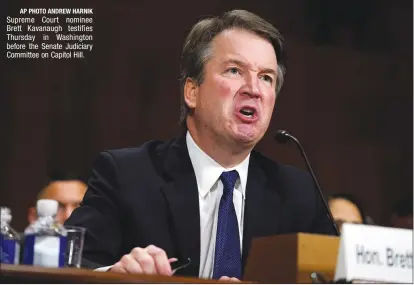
left=226, top=67, right=241, bottom=75
left=260, top=74, right=273, bottom=84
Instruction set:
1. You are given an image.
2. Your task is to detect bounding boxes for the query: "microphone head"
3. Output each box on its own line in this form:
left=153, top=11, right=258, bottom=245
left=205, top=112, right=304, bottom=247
left=275, top=129, right=291, bottom=144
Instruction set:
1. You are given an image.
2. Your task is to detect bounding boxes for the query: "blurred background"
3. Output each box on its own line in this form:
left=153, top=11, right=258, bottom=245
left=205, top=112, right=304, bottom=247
left=2, top=0, right=412, bottom=231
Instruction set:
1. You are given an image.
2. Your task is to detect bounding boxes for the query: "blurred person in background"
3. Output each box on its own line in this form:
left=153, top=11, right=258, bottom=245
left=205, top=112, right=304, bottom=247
left=27, top=172, right=87, bottom=225
left=328, top=193, right=365, bottom=232
left=390, top=195, right=413, bottom=230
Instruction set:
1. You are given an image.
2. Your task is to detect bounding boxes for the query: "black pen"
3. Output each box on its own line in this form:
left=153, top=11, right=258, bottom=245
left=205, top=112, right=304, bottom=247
left=171, top=258, right=192, bottom=275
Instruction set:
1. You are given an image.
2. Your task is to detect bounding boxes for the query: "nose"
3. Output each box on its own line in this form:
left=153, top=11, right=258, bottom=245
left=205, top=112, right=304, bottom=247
left=241, top=74, right=261, bottom=99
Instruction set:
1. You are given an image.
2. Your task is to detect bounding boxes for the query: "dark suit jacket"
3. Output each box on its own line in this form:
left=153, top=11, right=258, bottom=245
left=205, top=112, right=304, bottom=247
left=65, top=133, right=337, bottom=277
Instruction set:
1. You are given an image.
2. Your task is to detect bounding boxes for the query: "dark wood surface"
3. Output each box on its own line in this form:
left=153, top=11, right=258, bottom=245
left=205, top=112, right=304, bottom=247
left=243, top=233, right=339, bottom=283
left=0, top=264, right=240, bottom=284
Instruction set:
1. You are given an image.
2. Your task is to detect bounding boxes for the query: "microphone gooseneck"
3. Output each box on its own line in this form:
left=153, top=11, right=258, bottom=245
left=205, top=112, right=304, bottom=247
left=275, top=130, right=340, bottom=236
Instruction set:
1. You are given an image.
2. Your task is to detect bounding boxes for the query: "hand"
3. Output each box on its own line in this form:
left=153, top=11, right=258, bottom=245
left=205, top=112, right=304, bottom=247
left=110, top=245, right=176, bottom=275
left=219, top=276, right=241, bottom=282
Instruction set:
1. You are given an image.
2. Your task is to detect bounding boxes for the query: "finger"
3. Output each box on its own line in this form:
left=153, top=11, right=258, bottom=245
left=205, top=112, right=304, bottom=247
left=120, top=254, right=143, bottom=274
left=147, top=245, right=172, bottom=275
left=109, top=262, right=127, bottom=273
left=219, top=276, right=231, bottom=281
left=131, top=248, right=157, bottom=275
left=229, top=277, right=241, bottom=282
left=168, top=257, right=178, bottom=263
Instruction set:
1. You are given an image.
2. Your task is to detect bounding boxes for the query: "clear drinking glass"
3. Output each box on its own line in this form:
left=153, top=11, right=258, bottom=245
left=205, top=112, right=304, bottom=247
left=64, top=226, right=86, bottom=268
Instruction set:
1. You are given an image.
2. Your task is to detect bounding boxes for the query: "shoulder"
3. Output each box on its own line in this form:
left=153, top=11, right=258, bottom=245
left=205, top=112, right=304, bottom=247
left=106, top=137, right=176, bottom=161
left=104, top=140, right=163, bottom=161
left=93, top=138, right=175, bottom=175
left=251, top=150, right=314, bottom=195
left=251, top=150, right=310, bottom=181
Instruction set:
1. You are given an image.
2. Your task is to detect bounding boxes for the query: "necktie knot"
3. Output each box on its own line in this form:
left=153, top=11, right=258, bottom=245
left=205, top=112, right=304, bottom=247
left=220, top=170, right=239, bottom=199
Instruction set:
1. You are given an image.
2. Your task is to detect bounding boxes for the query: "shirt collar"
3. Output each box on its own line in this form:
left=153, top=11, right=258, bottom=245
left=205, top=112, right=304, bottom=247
left=186, top=131, right=250, bottom=199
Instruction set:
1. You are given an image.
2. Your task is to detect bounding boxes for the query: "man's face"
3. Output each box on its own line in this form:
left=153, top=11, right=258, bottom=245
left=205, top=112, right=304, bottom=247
left=329, top=198, right=363, bottom=231
left=35, top=180, right=87, bottom=224
left=186, top=28, right=278, bottom=148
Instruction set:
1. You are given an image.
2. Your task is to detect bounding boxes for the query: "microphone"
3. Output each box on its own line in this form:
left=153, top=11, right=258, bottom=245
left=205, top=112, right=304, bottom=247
left=275, top=130, right=340, bottom=236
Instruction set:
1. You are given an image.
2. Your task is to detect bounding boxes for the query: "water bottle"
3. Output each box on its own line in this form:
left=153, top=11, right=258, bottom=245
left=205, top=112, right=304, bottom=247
left=0, top=207, right=20, bottom=264
left=22, top=199, right=67, bottom=267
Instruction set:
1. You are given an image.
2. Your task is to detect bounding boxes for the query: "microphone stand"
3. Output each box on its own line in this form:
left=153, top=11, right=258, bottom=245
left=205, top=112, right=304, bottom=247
left=275, top=130, right=340, bottom=236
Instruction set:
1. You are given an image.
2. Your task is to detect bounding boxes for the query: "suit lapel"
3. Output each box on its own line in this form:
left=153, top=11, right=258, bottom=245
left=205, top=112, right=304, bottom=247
left=242, top=153, right=283, bottom=269
left=159, top=135, right=200, bottom=277
left=157, top=136, right=283, bottom=276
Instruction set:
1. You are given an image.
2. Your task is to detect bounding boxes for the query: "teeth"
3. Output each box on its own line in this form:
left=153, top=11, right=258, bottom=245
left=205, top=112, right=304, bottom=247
left=240, top=108, right=255, bottom=117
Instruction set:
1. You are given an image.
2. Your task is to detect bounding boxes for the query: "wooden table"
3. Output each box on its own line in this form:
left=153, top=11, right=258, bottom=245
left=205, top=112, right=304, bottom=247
left=0, top=264, right=232, bottom=283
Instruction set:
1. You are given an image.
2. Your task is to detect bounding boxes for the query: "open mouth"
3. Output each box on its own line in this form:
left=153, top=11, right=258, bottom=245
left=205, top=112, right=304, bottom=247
left=239, top=107, right=256, bottom=118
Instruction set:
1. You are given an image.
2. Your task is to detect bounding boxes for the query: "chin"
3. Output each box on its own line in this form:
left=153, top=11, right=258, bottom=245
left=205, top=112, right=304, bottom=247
left=232, top=126, right=262, bottom=146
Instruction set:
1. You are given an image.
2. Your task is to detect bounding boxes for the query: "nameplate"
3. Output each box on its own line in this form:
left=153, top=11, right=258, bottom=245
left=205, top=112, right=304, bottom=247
left=334, top=223, right=412, bottom=283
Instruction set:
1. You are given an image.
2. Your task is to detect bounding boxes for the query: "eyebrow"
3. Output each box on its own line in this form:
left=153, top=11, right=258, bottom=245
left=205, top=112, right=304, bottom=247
left=222, top=58, right=277, bottom=77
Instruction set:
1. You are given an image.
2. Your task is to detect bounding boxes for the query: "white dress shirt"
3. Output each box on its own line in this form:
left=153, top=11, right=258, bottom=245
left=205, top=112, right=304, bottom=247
left=95, top=132, right=250, bottom=277
left=186, top=131, right=250, bottom=279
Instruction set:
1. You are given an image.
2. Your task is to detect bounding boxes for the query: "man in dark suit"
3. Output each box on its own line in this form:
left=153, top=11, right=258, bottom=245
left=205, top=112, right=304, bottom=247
left=65, top=9, right=337, bottom=280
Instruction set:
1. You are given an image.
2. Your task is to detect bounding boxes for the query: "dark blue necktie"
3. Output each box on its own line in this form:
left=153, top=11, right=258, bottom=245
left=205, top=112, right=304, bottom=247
left=212, top=170, right=242, bottom=279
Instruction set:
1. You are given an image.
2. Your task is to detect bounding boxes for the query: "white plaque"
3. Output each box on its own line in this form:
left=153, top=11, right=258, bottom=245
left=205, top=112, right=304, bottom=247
left=335, top=223, right=412, bottom=283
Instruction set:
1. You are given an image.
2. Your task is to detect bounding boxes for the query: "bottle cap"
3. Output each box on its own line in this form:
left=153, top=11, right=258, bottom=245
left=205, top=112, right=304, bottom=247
left=36, top=199, right=58, bottom=217
left=0, top=207, right=11, bottom=223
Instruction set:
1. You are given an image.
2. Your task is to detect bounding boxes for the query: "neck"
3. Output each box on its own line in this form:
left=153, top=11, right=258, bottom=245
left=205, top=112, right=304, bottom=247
left=187, top=120, right=252, bottom=169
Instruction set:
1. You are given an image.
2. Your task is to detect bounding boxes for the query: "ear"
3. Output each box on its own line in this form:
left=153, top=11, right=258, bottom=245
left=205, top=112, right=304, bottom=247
left=183, top=78, right=198, bottom=109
